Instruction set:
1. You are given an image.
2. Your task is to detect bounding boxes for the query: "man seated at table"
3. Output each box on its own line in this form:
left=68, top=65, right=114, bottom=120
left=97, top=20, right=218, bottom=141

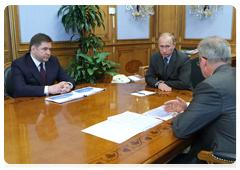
left=145, top=33, right=192, bottom=91
left=164, top=36, right=236, bottom=164
left=11, top=33, right=75, bottom=98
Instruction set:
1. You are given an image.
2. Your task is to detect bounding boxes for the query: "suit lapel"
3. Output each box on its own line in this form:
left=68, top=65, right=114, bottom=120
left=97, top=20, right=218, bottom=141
left=166, top=50, right=177, bottom=79
left=156, top=52, right=165, bottom=76
left=26, top=54, right=45, bottom=85
left=45, top=59, right=52, bottom=85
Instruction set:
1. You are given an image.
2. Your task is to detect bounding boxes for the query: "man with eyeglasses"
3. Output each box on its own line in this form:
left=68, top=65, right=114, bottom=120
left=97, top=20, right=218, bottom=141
left=11, top=33, right=75, bottom=98
left=164, top=36, right=236, bottom=163
left=145, top=33, right=193, bottom=91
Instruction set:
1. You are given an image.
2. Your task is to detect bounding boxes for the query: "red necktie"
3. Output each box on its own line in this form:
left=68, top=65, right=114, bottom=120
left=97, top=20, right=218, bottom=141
left=40, top=63, right=47, bottom=85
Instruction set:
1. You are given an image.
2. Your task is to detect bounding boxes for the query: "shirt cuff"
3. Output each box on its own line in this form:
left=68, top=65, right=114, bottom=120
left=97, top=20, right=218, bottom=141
left=67, top=82, right=73, bottom=89
left=155, top=81, right=160, bottom=88
left=44, top=86, right=49, bottom=96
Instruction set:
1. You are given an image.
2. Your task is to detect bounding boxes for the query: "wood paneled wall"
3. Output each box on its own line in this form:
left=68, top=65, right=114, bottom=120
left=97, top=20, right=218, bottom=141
left=4, top=5, right=236, bottom=78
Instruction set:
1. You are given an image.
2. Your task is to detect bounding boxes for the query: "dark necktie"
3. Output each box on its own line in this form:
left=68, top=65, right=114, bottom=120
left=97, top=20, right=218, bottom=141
left=40, top=63, right=47, bottom=85
left=164, top=58, right=168, bottom=80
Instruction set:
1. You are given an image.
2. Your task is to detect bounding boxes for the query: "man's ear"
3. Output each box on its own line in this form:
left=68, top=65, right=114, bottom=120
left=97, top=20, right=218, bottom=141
left=173, top=42, right=176, bottom=48
left=202, top=57, right=208, bottom=67
left=31, top=45, right=36, bottom=52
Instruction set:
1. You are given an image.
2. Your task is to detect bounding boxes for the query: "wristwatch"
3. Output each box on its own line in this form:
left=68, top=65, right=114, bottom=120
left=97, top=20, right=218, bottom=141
left=155, top=81, right=164, bottom=88
left=67, top=82, right=73, bottom=89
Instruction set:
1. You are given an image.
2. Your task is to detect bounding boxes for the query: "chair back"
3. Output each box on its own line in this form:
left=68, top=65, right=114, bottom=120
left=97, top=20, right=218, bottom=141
left=4, top=63, right=14, bottom=97
left=191, top=56, right=205, bottom=88
left=198, top=150, right=235, bottom=164
left=139, top=66, right=149, bottom=77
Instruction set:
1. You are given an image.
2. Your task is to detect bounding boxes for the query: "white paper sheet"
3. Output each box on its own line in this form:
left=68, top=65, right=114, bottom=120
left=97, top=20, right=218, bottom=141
left=81, top=120, right=142, bottom=144
left=108, top=111, right=162, bottom=131
left=144, top=105, right=175, bottom=121
left=144, top=102, right=191, bottom=120
left=130, top=90, right=155, bottom=97
left=82, top=111, right=162, bottom=144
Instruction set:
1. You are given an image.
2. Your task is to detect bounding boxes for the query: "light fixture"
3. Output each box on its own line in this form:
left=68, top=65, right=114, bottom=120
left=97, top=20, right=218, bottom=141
left=125, top=5, right=154, bottom=20
left=189, top=5, right=224, bottom=19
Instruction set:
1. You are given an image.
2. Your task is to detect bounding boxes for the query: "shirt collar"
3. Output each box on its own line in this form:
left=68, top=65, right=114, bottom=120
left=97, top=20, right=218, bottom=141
left=163, top=53, right=172, bottom=63
left=30, top=53, right=44, bottom=67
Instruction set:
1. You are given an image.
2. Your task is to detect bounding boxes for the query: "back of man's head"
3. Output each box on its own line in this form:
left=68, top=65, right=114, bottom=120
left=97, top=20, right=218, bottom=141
left=29, top=33, right=52, bottom=51
left=198, top=36, right=231, bottom=65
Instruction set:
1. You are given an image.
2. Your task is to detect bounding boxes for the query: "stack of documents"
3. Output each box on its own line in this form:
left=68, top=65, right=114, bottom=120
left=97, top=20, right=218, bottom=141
left=82, top=111, right=162, bottom=144
left=45, top=87, right=105, bottom=103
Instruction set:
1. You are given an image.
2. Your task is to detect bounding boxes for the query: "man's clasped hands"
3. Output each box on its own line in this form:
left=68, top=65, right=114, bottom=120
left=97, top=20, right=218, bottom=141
left=48, top=81, right=71, bottom=95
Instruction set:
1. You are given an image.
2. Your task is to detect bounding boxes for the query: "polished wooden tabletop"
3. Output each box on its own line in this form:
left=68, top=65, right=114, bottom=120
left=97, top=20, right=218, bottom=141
left=4, top=83, right=195, bottom=164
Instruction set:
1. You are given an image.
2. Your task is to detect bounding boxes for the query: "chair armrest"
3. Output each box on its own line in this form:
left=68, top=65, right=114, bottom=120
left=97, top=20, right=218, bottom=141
left=139, top=66, right=149, bottom=77
left=198, top=150, right=235, bottom=164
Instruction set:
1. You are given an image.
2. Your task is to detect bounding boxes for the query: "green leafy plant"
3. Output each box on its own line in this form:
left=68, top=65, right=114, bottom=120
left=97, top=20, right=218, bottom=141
left=58, top=5, right=105, bottom=54
left=57, top=5, right=120, bottom=84
left=66, top=50, right=120, bottom=84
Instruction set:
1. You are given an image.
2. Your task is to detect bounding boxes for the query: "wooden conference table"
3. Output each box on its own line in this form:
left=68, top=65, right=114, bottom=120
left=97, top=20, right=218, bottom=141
left=4, top=83, right=195, bottom=164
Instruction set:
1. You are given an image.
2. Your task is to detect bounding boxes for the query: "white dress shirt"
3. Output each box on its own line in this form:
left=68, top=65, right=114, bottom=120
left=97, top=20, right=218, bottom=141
left=30, top=54, right=49, bottom=95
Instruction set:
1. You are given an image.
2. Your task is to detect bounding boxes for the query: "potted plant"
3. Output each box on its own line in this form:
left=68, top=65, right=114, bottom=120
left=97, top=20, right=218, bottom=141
left=67, top=49, right=120, bottom=84
left=57, top=5, right=120, bottom=84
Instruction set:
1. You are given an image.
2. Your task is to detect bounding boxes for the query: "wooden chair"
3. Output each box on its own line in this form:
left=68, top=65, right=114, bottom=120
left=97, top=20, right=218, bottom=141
left=139, top=66, right=149, bottom=77
left=198, top=150, right=235, bottom=164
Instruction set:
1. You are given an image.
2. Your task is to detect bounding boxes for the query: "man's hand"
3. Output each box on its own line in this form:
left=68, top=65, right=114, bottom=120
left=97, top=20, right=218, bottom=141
left=164, top=97, right=188, bottom=116
left=59, top=81, right=71, bottom=94
left=48, top=81, right=71, bottom=95
left=158, top=83, right=172, bottom=91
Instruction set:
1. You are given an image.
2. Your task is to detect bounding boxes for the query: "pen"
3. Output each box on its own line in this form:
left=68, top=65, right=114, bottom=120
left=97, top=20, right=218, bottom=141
left=134, top=91, right=145, bottom=95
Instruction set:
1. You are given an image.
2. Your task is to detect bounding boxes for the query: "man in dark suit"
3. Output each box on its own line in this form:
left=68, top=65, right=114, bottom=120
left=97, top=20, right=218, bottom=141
left=145, top=33, right=192, bottom=91
left=11, top=33, right=75, bottom=98
left=164, top=36, right=236, bottom=163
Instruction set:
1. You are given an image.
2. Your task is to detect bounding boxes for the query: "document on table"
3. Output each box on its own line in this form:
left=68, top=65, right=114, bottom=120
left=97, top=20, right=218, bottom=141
left=108, top=111, right=162, bottom=131
left=143, top=105, right=175, bottom=121
left=45, top=87, right=105, bottom=103
left=128, top=74, right=145, bottom=82
left=82, top=111, right=162, bottom=144
left=130, top=90, right=155, bottom=97
left=144, top=102, right=190, bottom=121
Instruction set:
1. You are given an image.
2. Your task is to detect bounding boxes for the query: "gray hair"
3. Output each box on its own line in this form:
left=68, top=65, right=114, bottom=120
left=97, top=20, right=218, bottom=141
left=158, top=33, right=175, bottom=44
left=198, top=36, right=231, bottom=65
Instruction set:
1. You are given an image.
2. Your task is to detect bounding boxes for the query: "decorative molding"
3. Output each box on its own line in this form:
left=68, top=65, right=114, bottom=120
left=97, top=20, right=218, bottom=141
left=86, top=122, right=173, bottom=164
left=125, top=60, right=143, bottom=73
left=152, top=44, right=155, bottom=50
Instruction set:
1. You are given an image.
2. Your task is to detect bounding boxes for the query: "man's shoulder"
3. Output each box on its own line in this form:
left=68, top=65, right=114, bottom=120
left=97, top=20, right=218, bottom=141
left=210, top=65, right=235, bottom=82
left=198, top=65, right=235, bottom=89
left=174, top=49, right=189, bottom=58
left=48, top=55, right=58, bottom=62
left=150, top=51, right=160, bottom=58
left=12, top=52, right=30, bottom=65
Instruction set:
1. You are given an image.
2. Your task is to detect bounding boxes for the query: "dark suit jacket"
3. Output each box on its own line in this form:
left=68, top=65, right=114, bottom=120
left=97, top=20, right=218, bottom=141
left=145, top=49, right=193, bottom=90
left=171, top=64, right=236, bottom=163
left=11, top=52, right=75, bottom=98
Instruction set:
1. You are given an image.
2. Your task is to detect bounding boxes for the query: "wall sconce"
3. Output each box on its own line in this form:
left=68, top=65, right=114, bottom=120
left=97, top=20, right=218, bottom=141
left=189, top=5, right=224, bottom=19
left=125, top=5, right=154, bottom=20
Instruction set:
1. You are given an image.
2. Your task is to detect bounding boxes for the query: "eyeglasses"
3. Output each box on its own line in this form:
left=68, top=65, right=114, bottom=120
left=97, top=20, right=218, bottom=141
left=197, top=56, right=208, bottom=66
